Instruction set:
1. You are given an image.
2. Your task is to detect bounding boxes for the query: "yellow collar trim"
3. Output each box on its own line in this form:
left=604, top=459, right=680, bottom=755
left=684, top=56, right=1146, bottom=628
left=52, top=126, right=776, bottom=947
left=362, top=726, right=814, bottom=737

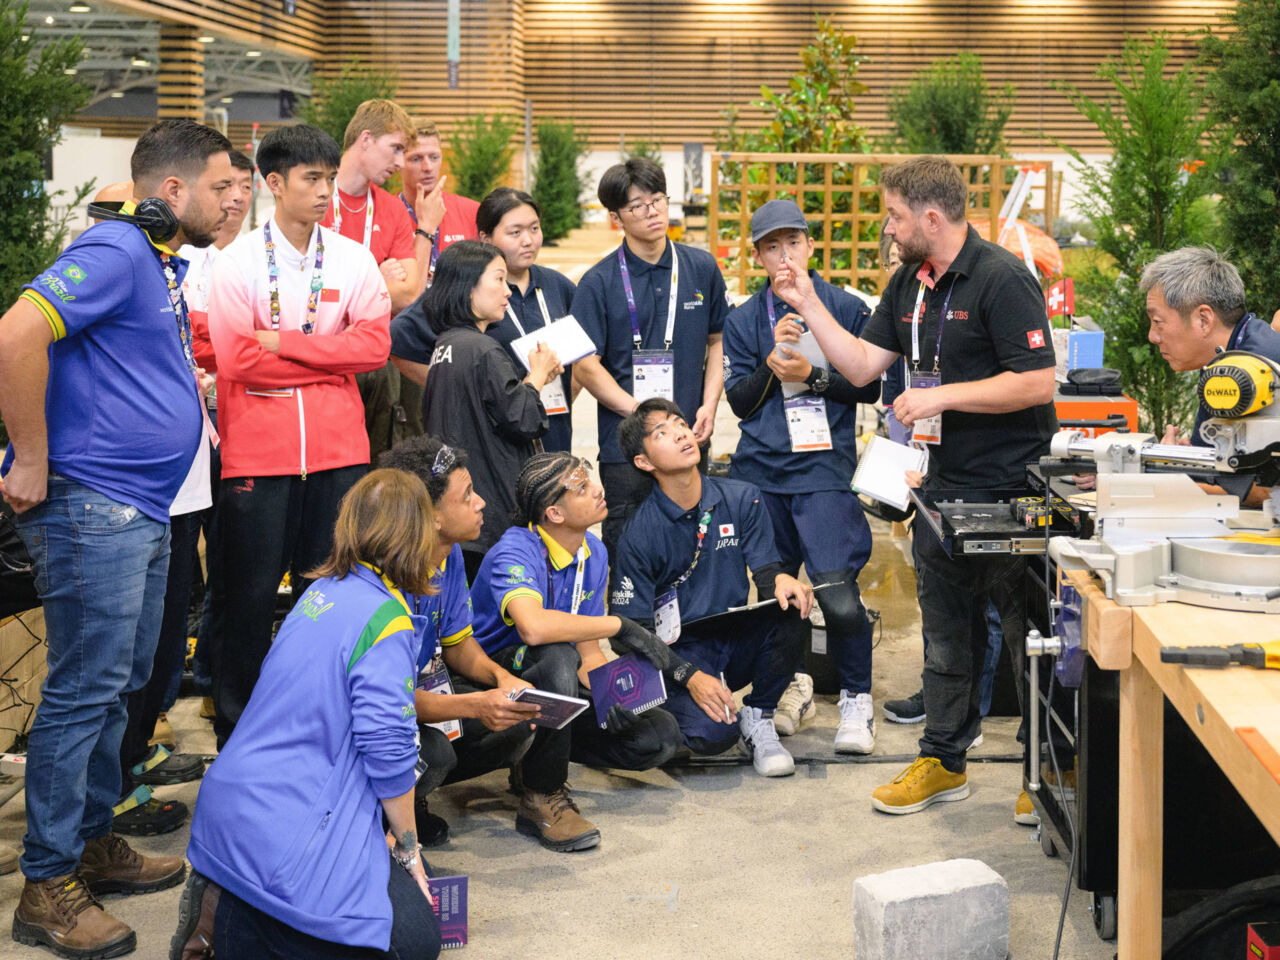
left=357, top=561, right=412, bottom=617
left=120, top=200, right=177, bottom=255
left=530, top=524, right=590, bottom=571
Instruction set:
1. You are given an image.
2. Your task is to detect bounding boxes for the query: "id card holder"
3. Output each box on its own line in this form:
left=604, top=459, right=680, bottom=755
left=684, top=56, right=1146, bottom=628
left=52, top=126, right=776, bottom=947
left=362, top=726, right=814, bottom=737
left=539, top=377, right=569, bottom=417
left=632, top=350, right=675, bottom=403
left=908, top=371, right=943, bottom=445
left=783, top=395, right=833, bottom=452
left=654, top=589, right=681, bottom=645
left=418, top=657, right=462, bottom=743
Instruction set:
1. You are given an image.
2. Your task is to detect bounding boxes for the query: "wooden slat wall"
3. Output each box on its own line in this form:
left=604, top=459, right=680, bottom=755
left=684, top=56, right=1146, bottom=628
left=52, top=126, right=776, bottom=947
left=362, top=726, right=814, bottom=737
left=519, top=0, right=1234, bottom=152
left=100, top=0, right=327, bottom=59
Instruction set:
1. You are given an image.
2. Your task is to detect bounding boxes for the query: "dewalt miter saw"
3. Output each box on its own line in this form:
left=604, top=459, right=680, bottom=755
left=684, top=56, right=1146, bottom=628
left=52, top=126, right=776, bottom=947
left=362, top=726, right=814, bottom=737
left=1047, top=350, right=1280, bottom=612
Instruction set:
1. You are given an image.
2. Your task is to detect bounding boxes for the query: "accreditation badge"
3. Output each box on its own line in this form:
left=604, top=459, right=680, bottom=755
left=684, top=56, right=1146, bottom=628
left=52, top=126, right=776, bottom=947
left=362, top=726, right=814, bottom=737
left=783, top=395, right=833, bottom=452
left=908, top=371, right=943, bottom=445
left=654, top=588, right=681, bottom=645
left=632, top=350, right=676, bottom=402
left=539, top=377, right=569, bottom=416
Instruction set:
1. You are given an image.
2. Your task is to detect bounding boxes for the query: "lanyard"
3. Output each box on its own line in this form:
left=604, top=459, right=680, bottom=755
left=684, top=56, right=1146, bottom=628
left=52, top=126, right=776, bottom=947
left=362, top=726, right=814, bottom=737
left=332, top=188, right=374, bottom=249
left=159, top=254, right=197, bottom=374
left=504, top=286, right=553, bottom=338
left=543, top=543, right=588, bottom=615
left=398, top=191, right=417, bottom=227
left=909, top=277, right=958, bottom=373
left=669, top=508, right=713, bottom=591
left=264, top=221, right=324, bottom=334
left=617, top=243, right=680, bottom=350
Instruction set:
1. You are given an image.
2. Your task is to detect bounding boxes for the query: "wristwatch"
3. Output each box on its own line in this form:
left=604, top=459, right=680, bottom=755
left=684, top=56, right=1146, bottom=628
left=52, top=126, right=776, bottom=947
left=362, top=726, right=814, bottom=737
left=415, top=228, right=437, bottom=243
left=807, top=366, right=831, bottom=394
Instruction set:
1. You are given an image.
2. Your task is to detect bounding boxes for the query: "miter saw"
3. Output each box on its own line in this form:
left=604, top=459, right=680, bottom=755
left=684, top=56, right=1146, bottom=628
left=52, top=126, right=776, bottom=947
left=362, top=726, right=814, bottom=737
left=1048, top=349, right=1280, bottom=613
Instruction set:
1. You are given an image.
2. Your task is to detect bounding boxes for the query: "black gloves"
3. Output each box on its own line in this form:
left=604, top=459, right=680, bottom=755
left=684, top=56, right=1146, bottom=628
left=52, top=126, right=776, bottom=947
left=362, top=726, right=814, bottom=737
left=610, top=616, right=671, bottom=670
left=604, top=704, right=640, bottom=735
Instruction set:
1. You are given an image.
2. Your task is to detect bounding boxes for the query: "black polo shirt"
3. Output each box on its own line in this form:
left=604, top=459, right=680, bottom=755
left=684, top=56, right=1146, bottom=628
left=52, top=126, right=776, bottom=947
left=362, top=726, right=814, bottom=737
left=861, top=225, right=1057, bottom=490
left=572, top=240, right=729, bottom=463
left=486, top=263, right=578, bottom=452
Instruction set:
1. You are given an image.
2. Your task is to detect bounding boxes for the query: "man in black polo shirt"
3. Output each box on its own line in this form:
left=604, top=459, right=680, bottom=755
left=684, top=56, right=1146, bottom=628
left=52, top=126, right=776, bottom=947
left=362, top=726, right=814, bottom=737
left=571, top=158, right=729, bottom=561
left=772, top=155, right=1056, bottom=816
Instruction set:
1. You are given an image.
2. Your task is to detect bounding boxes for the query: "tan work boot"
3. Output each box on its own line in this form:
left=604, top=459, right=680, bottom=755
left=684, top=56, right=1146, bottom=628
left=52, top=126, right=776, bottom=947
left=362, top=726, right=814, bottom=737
left=0, top=840, right=19, bottom=875
left=11, top=873, right=136, bottom=958
left=516, top=784, right=601, bottom=852
left=149, top=712, right=176, bottom=750
left=79, top=833, right=185, bottom=896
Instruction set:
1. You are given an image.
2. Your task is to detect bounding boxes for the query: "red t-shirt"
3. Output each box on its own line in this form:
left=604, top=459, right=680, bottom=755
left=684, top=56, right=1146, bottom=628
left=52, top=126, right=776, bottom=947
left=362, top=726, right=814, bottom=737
left=321, top=183, right=415, bottom=265
left=397, top=191, right=479, bottom=251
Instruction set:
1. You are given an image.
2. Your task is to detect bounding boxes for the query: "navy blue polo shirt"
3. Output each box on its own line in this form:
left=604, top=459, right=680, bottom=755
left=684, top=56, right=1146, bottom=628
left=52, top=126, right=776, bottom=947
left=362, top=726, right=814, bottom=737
left=572, top=240, right=729, bottom=463
left=5, top=219, right=202, bottom=522
left=486, top=264, right=578, bottom=452
left=407, top=542, right=475, bottom=671
left=724, top=271, right=878, bottom=494
left=471, top=525, right=609, bottom=655
left=611, top=475, right=780, bottom=624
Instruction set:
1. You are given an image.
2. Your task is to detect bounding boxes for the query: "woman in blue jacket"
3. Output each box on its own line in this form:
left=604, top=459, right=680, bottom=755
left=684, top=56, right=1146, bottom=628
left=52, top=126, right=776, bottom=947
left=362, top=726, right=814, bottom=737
left=179, top=468, right=442, bottom=959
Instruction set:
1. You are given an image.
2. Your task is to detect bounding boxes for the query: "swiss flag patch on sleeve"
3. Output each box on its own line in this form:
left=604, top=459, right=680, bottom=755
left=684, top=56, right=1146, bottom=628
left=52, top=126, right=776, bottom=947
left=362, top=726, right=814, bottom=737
left=1027, top=330, right=1046, bottom=348
left=718, top=523, right=735, bottom=537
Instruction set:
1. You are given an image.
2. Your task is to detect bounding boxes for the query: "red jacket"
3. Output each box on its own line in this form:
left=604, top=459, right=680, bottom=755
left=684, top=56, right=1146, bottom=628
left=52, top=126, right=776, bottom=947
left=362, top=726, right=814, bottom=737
left=207, top=221, right=391, bottom=479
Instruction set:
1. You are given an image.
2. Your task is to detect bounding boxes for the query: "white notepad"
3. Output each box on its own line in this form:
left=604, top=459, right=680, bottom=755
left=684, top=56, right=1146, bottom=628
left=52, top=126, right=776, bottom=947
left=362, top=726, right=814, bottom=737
left=776, top=331, right=829, bottom=397
left=852, top=435, right=928, bottom=511
left=509, top=314, right=597, bottom=370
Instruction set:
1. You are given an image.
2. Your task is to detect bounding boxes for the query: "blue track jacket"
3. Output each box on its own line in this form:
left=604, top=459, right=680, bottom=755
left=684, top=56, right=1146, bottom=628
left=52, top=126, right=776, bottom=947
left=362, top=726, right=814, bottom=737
left=188, top=563, right=426, bottom=949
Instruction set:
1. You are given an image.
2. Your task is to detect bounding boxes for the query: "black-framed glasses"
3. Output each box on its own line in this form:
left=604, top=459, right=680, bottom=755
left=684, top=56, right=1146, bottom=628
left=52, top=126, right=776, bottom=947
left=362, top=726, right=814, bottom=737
left=621, top=194, right=669, bottom=217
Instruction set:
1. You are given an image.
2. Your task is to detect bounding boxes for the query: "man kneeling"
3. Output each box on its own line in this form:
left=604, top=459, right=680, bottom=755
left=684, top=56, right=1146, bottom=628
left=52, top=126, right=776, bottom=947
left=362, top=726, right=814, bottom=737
left=611, top=399, right=814, bottom=777
left=470, top=452, right=683, bottom=851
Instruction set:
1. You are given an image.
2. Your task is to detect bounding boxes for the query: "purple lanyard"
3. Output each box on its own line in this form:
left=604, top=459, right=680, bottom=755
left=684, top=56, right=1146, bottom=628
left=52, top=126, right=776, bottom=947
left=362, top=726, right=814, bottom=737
left=617, top=245, right=644, bottom=348
left=914, top=277, right=958, bottom=374
left=401, top=192, right=442, bottom=284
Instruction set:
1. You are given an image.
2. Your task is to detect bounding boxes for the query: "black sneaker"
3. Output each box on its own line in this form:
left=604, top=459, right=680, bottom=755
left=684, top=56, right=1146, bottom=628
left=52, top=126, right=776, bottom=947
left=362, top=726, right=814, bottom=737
left=113, top=785, right=188, bottom=836
left=130, top=744, right=205, bottom=786
left=883, top=689, right=926, bottom=724
left=413, top=797, right=450, bottom=848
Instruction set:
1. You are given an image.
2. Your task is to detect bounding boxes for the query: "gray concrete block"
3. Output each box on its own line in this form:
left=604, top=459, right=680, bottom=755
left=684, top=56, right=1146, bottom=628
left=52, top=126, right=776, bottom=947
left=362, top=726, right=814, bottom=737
left=852, top=858, right=1010, bottom=960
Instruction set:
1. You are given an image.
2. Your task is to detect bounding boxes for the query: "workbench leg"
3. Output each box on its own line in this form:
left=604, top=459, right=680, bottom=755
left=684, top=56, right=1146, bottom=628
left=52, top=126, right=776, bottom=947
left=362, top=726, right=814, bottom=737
left=1118, top=659, right=1163, bottom=958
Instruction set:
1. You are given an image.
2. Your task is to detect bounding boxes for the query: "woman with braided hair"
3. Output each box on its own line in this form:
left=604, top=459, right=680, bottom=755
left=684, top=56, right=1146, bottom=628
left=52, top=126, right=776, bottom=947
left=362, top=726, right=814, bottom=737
left=468, top=452, right=683, bottom=852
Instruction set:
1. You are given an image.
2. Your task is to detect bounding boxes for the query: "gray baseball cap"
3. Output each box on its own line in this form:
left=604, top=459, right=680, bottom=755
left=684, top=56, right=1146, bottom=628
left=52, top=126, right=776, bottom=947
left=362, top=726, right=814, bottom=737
left=750, top=199, right=810, bottom=243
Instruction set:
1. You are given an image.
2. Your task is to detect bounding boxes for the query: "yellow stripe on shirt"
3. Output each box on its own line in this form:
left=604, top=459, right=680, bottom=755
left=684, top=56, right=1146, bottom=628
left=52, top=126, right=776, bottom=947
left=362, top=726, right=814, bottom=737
left=500, top=587, right=543, bottom=626
left=21, top=290, right=66, bottom=341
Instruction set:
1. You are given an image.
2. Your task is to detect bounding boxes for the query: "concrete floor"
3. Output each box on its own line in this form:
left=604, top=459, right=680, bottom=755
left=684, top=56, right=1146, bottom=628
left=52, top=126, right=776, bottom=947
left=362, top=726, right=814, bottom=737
left=0, top=223, right=1116, bottom=958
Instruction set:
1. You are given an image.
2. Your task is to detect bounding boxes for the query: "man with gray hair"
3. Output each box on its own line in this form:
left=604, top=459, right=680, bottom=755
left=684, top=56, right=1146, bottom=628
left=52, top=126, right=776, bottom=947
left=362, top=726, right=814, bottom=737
left=1142, top=245, right=1280, bottom=506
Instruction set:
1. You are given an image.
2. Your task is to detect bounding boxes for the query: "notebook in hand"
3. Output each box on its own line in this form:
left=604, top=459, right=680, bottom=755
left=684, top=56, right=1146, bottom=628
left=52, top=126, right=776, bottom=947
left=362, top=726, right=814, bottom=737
left=508, top=687, right=590, bottom=729
left=587, top=653, right=667, bottom=729
left=509, top=314, right=596, bottom=370
left=852, top=435, right=927, bottom=511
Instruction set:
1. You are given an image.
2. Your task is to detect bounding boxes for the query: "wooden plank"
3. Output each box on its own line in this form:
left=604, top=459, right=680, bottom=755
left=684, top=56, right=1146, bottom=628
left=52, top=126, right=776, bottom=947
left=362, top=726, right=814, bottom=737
left=1117, top=652, right=1164, bottom=958
left=1062, top=567, right=1133, bottom=670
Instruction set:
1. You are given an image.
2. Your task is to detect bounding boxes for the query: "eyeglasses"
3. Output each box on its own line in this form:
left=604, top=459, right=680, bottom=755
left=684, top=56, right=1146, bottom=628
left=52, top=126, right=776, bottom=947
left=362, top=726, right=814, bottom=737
left=621, top=194, right=669, bottom=218
left=559, top=459, right=594, bottom=498
left=430, top=445, right=457, bottom=478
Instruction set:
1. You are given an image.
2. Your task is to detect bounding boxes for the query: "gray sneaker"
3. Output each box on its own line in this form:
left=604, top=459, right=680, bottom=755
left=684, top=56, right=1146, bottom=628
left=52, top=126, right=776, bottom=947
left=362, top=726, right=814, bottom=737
left=883, top=689, right=925, bottom=724
left=738, top=706, right=795, bottom=777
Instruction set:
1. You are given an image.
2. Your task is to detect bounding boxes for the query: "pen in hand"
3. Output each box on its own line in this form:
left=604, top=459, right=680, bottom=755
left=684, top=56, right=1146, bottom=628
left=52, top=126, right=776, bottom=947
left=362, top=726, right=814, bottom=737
left=719, top=671, right=732, bottom=723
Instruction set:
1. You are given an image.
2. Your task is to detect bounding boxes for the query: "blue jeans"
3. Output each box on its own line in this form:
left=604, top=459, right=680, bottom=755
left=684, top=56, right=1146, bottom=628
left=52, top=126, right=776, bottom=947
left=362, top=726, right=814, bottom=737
left=14, top=476, right=170, bottom=879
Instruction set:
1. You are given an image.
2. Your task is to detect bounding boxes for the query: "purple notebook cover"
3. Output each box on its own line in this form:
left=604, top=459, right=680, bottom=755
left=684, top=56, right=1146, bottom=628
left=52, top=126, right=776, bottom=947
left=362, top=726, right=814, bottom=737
left=429, top=874, right=467, bottom=949
left=587, top=653, right=668, bottom=729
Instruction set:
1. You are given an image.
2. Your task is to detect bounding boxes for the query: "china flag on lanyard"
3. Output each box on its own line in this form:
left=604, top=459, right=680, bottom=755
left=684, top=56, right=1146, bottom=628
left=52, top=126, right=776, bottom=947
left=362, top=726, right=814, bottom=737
left=1045, top=277, right=1075, bottom=318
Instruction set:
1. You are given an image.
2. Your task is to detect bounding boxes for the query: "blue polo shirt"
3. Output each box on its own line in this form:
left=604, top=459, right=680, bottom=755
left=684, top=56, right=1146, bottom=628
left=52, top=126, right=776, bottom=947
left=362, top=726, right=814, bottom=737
left=611, top=475, right=780, bottom=624
left=471, top=525, right=609, bottom=655
left=724, top=271, right=879, bottom=494
left=486, top=264, right=578, bottom=452
left=571, top=240, right=729, bottom=463
left=408, top=542, right=475, bottom=671
left=5, top=219, right=202, bottom=522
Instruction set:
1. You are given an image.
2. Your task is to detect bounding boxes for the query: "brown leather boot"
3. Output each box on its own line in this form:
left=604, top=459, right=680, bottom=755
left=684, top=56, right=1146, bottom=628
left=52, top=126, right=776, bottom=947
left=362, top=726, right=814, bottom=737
left=515, top=783, right=601, bottom=852
left=78, top=834, right=185, bottom=896
left=11, top=873, right=136, bottom=958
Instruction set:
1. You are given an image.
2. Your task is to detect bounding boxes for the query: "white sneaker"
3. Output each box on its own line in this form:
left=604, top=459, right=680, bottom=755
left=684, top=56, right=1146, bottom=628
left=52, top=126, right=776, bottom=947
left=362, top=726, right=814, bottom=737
left=834, top=691, right=876, bottom=754
left=966, top=732, right=984, bottom=752
left=773, top=673, right=815, bottom=736
left=739, top=706, right=795, bottom=777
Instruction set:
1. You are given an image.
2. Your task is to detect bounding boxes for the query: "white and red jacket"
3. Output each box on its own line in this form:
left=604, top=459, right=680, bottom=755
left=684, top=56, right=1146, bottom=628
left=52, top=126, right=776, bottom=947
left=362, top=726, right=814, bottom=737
left=207, top=218, right=391, bottom=479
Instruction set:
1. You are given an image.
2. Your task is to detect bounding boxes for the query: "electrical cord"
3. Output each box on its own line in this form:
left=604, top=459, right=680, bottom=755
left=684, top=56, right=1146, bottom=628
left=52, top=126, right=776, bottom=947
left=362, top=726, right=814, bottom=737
left=0, top=612, right=46, bottom=751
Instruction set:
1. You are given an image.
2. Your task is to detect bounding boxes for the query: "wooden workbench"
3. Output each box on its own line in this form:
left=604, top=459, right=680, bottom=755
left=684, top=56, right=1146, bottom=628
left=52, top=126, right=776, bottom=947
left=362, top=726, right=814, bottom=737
left=1063, top=570, right=1280, bottom=957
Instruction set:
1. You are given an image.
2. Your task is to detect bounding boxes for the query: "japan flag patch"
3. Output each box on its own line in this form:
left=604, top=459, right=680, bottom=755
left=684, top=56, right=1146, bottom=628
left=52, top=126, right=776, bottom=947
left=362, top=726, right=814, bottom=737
left=719, top=523, right=735, bottom=537
left=1027, top=329, right=1046, bottom=348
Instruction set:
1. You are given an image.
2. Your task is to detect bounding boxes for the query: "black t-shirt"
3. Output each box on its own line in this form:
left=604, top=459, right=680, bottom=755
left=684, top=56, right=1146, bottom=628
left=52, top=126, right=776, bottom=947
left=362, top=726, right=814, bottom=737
left=421, top=326, right=547, bottom=554
left=861, top=226, right=1057, bottom=489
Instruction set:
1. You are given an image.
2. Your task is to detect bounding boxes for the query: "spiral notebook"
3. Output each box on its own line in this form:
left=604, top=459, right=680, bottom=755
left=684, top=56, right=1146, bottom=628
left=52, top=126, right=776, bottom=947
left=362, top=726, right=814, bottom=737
left=852, top=435, right=927, bottom=511
left=587, top=653, right=667, bottom=729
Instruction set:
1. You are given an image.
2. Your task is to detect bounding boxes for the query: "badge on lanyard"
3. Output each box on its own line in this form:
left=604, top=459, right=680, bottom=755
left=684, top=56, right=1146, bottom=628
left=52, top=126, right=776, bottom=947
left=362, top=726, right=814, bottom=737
left=507, top=291, right=570, bottom=415
left=783, top=395, right=833, bottom=452
left=619, top=244, right=680, bottom=404
left=908, top=371, right=943, bottom=445
left=654, top=588, right=681, bottom=645
left=907, top=276, right=956, bottom=447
